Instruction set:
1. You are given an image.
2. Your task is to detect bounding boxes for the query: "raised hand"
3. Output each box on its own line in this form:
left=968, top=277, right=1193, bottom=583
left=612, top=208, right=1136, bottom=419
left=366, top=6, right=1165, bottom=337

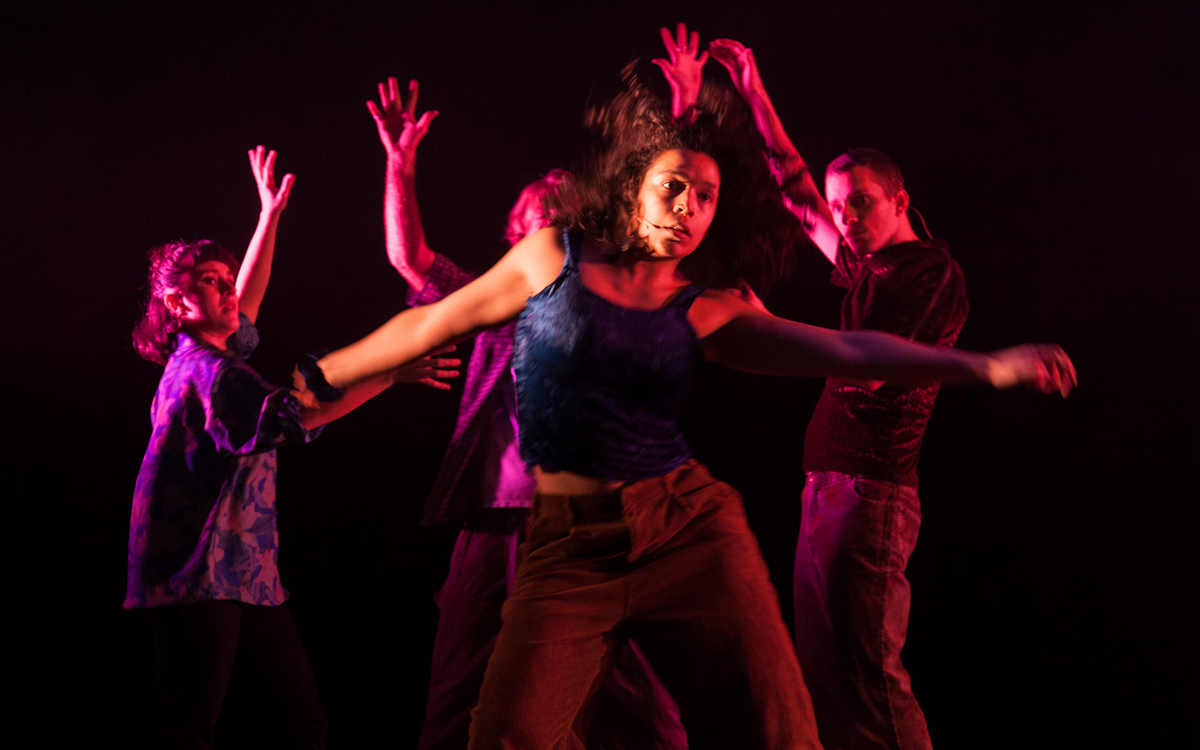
left=389, top=345, right=461, bottom=390
left=367, top=77, right=438, bottom=173
left=987, top=345, right=1077, bottom=397
left=652, top=23, right=709, bottom=119
left=248, top=145, right=294, bottom=217
left=238, top=147, right=294, bottom=322
left=708, top=38, right=765, bottom=102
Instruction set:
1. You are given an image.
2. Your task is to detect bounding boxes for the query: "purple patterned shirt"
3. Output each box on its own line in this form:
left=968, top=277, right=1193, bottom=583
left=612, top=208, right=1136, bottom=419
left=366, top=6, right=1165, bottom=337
left=125, top=316, right=320, bottom=609
left=408, top=253, right=537, bottom=526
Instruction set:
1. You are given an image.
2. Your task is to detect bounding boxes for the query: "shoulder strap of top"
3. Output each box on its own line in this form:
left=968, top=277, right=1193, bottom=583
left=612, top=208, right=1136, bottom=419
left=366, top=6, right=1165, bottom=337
left=563, top=228, right=582, bottom=273
left=670, top=283, right=707, bottom=312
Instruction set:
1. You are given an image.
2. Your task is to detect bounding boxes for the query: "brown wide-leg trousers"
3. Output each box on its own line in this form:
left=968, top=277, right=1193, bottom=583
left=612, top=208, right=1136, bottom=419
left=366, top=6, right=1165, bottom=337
left=468, top=460, right=823, bottom=750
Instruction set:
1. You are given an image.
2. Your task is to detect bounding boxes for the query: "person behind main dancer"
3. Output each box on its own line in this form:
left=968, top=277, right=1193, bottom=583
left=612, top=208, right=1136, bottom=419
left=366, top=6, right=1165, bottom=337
left=302, top=40, right=1074, bottom=748
left=710, top=36, right=998, bottom=749
left=126, top=147, right=459, bottom=750
left=366, top=76, right=685, bottom=750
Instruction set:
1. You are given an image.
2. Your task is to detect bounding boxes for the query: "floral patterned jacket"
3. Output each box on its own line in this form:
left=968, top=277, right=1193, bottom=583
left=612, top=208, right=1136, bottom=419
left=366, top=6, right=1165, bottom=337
left=125, top=316, right=319, bottom=608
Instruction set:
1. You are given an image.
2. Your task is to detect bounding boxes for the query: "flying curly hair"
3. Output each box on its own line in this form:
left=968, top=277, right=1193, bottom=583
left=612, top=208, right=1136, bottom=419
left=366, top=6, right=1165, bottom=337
left=555, top=62, right=800, bottom=294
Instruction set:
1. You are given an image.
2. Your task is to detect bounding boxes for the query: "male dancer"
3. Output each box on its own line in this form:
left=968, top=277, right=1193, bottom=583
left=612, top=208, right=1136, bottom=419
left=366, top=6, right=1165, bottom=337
left=711, top=39, right=969, bottom=750
left=366, top=77, right=684, bottom=750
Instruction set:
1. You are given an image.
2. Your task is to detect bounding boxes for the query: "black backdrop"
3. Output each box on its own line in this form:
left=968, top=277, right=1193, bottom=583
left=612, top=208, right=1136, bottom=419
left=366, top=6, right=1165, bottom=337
left=4, top=2, right=1196, bottom=747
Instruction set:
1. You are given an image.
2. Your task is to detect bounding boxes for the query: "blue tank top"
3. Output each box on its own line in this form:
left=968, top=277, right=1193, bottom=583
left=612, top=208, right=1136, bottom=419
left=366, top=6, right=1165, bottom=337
left=513, top=230, right=705, bottom=481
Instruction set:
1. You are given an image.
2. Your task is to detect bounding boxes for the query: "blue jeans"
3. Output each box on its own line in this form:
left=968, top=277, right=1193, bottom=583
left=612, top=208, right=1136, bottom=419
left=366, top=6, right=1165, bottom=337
left=793, top=471, right=930, bottom=750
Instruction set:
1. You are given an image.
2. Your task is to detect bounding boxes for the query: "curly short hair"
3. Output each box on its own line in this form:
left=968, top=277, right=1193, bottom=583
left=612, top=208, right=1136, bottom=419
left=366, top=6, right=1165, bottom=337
left=505, top=169, right=573, bottom=246
left=555, top=64, right=800, bottom=294
left=132, top=240, right=239, bottom=365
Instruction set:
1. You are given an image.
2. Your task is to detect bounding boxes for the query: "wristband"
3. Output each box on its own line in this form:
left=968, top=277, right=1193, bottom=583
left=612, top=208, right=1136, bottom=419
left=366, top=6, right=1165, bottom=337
left=297, top=348, right=346, bottom=403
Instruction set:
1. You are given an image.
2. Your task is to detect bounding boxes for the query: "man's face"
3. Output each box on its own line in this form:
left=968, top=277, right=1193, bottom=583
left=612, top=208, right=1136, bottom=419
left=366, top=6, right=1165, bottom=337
left=825, top=166, right=908, bottom=256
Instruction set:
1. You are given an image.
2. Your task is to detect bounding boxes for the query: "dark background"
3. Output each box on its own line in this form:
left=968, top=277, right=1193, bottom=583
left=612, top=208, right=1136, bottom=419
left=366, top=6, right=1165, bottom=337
left=3, top=1, right=1196, bottom=747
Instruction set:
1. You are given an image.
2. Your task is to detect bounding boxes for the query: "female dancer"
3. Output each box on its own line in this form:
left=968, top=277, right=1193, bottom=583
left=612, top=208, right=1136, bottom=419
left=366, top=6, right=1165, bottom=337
left=126, top=147, right=457, bottom=749
left=303, top=52, right=1073, bottom=749
left=368, top=76, right=684, bottom=750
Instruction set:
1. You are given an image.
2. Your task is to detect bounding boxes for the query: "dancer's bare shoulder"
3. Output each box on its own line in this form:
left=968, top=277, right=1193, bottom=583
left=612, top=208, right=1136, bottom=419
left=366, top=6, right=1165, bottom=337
left=689, top=287, right=768, bottom=338
left=506, top=227, right=567, bottom=299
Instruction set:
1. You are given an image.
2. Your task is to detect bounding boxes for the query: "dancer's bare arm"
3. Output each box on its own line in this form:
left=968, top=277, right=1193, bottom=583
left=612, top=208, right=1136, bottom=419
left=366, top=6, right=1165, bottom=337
left=709, top=39, right=841, bottom=262
left=692, top=290, right=1076, bottom=395
left=237, top=146, right=295, bottom=322
left=368, top=77, right=439, bottom=289
left=296, top=347, right=461, bottom=428
left=318, top=228, right=564, bottom=388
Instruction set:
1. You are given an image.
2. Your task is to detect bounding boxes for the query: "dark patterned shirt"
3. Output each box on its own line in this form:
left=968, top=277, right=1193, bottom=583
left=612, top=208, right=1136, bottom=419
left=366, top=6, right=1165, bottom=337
left=803, top=240, right=969, bottom=486
left=125, top=315, right=319, bottom=609
left=408, top=253, right=536, bottom=526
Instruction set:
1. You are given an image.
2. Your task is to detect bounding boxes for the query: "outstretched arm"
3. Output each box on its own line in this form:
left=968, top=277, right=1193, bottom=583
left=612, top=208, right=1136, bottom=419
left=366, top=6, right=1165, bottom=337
left=708, top=39, right=841, bottom=263
left=316, top=227, right=565, bottom=389
left=368, top=77, right=439, bottom=289
left=652, top=23, right=708, bottom=120
left=296, top=347, right=461, bottom=429
left=237, top=146, right=295, bottom=323
left=694, top=292, right=1076, bottom=395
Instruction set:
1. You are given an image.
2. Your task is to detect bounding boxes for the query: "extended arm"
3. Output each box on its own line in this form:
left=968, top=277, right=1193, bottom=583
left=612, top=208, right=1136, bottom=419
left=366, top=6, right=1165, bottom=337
left=296, top=348, right=461, bottom=428
left=368, top=77, right=439, bottom=289
left=316, top=227, right=564, bottom=389
left=652, top=23, right=709, bottom=120
left=694, top=292, right=1075, bottom=395
left=708, top=39, right=841, bottom=262
left=297, top=373, right=402, bottom=430
left=237, top=146, right=295, bottom=323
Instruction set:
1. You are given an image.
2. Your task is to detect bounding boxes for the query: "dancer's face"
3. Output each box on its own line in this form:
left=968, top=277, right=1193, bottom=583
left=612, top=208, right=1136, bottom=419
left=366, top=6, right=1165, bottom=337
left=169, top=260, right=240, bottom=344
left=825, top=166, right=910, bottom=257
left=635, top=149, right=720, bottom=259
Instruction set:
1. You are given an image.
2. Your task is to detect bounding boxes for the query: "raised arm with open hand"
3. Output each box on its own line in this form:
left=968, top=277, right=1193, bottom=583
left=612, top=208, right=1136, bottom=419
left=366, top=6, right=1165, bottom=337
left=368, top=77, right=438, bottom=288
left=237, top=146, right=295, bottom=323
left=367, top=77, right=438, bottom=174
left=706, top=38, right=763, bottom=104
left=708, top=38, right=840, bottom=260
left=652, top=23, right=709, bottom=120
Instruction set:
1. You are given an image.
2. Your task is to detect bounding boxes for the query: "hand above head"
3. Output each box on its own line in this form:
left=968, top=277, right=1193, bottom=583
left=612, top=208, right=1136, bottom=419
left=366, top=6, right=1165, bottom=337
left=389, top=345, right=461, bottom=390
left=986, top=344, right=1077, bottom=397
left=708, top=36, right=838, bottom=256
left=367, top=77, right=438, bottom=173
left=652, top=23, right=708, bottom=119
left=238, top=147, right=294, bottom=322
left=708, top=38, right=765, bottom=103
left=248, top=145, right=295, bottom=217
